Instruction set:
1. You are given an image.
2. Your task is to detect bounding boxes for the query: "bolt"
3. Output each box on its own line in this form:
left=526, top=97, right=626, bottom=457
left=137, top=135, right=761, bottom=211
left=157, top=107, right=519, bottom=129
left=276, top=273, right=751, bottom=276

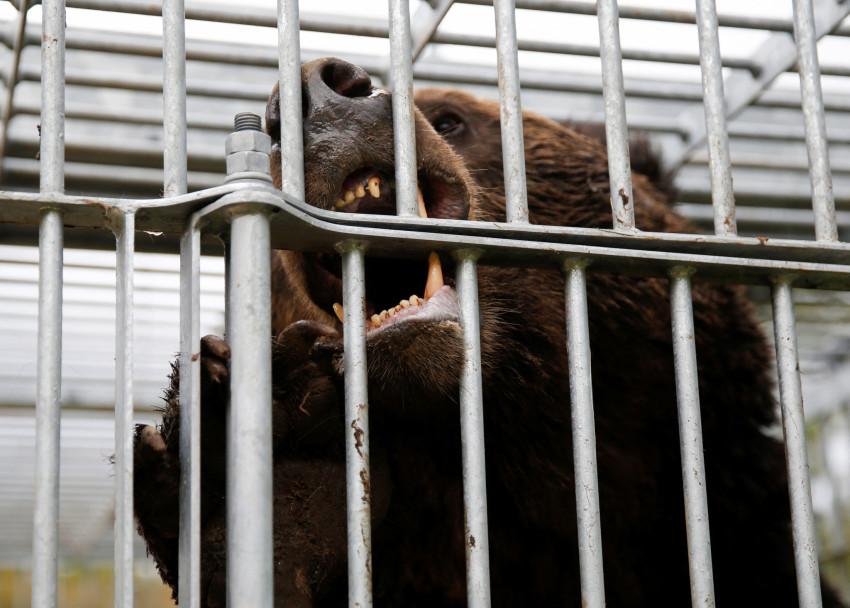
left=234, top=112, right=262, bottom=132
left=225, top=112, right=272, bottom=183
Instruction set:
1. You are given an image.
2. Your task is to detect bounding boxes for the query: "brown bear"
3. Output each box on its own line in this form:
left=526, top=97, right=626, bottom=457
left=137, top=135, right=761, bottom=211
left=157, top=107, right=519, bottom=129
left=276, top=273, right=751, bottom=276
left=133, top=57, right=845, bottom=607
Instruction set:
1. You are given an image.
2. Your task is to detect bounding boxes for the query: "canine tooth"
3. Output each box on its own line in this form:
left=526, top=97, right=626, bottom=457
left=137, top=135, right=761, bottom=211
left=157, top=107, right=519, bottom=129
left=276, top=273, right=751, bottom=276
left=367, top=176, right=381, bottom=198
left=333, top=303, right=344, bottom=323
left=355, top=183, right=366, bottom=199
left=335, top=198, right=346, bottom=208
left=400, top=299, right=410, bottom=308
left=416, top=188, right=445, bottom=300
left=424, top=252, right=444, bottom=300
left=344, top=189, right=356, bottom=204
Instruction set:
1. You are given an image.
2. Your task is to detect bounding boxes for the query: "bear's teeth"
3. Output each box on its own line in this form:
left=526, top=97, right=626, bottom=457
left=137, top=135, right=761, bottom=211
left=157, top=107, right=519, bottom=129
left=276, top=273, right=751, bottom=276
left=355, top=183, right=366, bottom=199
left=417, top=187, right=445, bottom=300
left=368, top=175, right=381, bottom=198
left=344, top=189, right=356, bottom=204
left=333, top=302, right=344, bottom=323
left=334, top=198, right=346, bottom=208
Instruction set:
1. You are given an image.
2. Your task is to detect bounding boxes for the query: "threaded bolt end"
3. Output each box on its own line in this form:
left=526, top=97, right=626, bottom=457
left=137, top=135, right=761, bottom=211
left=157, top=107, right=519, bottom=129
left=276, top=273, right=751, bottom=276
left=234, top=112, right=262, bottom=132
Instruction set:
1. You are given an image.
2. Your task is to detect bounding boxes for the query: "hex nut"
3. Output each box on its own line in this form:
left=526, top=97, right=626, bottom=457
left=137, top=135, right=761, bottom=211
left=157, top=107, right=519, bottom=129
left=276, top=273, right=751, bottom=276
left=226, top=150, right=270, bottom=175
left=225, top=130, right=272, bottom=155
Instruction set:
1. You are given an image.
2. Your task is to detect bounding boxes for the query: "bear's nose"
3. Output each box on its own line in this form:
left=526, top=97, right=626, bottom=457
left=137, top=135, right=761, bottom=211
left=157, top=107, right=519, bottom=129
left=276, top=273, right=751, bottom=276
left=302, top=57, right=375, bottom=112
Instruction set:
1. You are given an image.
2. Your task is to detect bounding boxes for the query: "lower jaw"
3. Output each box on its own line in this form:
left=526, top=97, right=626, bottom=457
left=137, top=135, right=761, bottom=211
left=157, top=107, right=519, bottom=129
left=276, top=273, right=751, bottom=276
left=365, top=285, right=459, bottom=336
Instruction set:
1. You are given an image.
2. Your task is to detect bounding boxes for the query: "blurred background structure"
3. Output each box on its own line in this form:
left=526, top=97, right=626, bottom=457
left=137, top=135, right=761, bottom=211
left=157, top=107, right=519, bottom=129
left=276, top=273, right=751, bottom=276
left=0, top=0, right=848, bottom=604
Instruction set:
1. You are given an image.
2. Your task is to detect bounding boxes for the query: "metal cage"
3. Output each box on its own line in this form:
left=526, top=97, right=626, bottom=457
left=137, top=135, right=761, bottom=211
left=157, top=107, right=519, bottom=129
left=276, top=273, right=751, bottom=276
left=4, top=0, right=850, bottom=606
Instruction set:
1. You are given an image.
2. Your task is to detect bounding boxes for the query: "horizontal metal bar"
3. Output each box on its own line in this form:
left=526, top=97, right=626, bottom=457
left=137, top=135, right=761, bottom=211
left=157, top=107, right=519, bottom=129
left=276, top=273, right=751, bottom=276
left=2, top=188, right=850, bottom=270
left=196, top=189, right=850, bottom=289
left=8, top=30, right=850, bottom=116
left=63, top=0, right=850, bottom=36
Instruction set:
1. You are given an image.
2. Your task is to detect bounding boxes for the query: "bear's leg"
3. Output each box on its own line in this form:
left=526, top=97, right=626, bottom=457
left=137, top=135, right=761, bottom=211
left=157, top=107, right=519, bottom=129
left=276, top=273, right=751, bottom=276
left=134, top=334, right=231, bottom=600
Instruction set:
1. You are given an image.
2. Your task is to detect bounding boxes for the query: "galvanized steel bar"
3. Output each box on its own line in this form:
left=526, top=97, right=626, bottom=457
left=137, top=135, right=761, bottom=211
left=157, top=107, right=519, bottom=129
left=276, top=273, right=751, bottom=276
left=40, top=0, right=65, bottom=194
left=32, top=0, right=65, bottom=602
left=771, top=278, right=823, bottom=608
left=493, top=0, right=529, bottom=223
left=387, top=0, right=419, bottom=217
left=669, top=268, right=716, bottom=608
left=162, top=0, right=188, bottom=197
left=178, top=221, right=202, bottom=608
left=277, top=0, right=305, bottom=200
left=792, top=0, right=838, bottom=242
left=596, top=0, right=635, bottom=232
left=31, top=209, right=63, bottom=608
left=113, top=209, right=136, bottom=608
left=455, top=250, right=492, bottom=608
left=667, top=0, right=850, bottom=172
left=226, top=209, right=274, bottom=607
left=694, top=0, right=735, bottom=237
left=563, top=259, right=605, bottom=608
left=339, top=242, right=374, bottom=608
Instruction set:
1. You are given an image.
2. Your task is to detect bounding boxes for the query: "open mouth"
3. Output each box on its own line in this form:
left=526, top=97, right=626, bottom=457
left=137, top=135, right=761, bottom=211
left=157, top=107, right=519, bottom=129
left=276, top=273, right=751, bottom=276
left=308, top=167, right=466, bottom=335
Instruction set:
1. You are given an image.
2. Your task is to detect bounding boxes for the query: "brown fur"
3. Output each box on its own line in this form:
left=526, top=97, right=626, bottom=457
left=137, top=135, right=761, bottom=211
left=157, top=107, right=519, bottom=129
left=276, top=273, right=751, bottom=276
left=133, top=59, right=845, bottom=607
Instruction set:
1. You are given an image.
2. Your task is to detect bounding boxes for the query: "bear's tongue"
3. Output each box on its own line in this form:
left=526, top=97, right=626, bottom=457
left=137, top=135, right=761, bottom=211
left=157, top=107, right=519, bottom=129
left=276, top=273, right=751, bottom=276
left=332, top=186, right=445, bottom=327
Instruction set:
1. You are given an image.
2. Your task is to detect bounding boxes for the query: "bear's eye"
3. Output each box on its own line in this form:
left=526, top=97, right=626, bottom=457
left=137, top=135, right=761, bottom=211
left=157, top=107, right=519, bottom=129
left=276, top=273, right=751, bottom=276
left=432, top=113, right=465, bottom=137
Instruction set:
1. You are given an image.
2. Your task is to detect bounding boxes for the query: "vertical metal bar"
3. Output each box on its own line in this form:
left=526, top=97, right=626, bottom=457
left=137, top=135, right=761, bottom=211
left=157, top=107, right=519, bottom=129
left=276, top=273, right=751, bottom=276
left=387, top=0, right=419, bottom=217
left=226, top=211, right=274, bottom=607
left=32, top=0, right=65, bottom=602
left=771, top=278, right=823, bottom=608
left=669, top=268, right=716, bottom=608
left=455, top=250, right=492, bottom=608
left=0, top=0, right=30, bottom=181
left=113, top=209, right=135, bottom=608
left=178, top=221, right=201, bottom=608
left=562, top=259, right=605, bottom=608
left=596, top=0, right=635, bottom=232
left=791, top=0, right=838, bottom=242
left=31, top=209, right=63, bottom=608
left=277, top=0, right=305, bottom=200
left=339, top=242, right=374, bottom=608
left=493, top=0, right=529, bottom=224
left=694, top=0, right=736, bottom=237
left=40, top=0, right=65, bottom=194
left=162, top=0, right=187, bottom=197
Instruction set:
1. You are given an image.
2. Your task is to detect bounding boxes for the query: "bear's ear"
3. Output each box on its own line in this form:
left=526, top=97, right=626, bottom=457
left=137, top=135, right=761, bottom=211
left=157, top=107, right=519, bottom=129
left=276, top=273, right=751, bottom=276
left=265, top=82, right=281, bottom=144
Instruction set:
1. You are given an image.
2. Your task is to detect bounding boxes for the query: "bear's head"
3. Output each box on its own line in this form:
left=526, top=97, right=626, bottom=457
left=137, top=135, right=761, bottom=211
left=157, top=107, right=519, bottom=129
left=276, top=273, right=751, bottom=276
left=264, top=57, right=669, bottom=420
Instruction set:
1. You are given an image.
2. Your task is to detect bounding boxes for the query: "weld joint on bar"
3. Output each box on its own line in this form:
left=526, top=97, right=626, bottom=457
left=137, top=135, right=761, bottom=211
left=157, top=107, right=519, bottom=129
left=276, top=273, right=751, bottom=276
left=770, top=273, right=799, bottom=288
left=336, top=239, right=369, bottom=255
left=452, top=247, right=483, bottom=263
left=669, top=265, right=696, bottom=279
left=562, top=257, right=591, bottom=272
left=106, top=207, right=136, bottom=236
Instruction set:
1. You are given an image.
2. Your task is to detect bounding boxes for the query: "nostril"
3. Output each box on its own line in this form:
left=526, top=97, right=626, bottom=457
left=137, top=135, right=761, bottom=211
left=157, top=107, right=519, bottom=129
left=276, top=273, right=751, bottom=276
left=320, top=61, right=373, bottom=99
